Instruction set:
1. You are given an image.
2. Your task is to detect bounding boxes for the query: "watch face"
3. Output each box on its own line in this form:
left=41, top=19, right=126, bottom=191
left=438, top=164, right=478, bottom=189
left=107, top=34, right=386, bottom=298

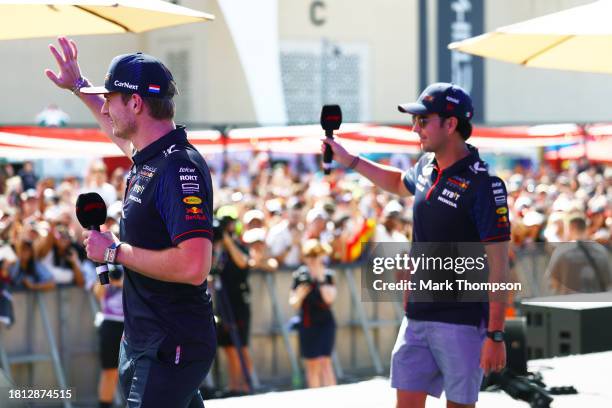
left=105, top=247, right=116, bottom=263
left=490, top=331, right=504, bottom=342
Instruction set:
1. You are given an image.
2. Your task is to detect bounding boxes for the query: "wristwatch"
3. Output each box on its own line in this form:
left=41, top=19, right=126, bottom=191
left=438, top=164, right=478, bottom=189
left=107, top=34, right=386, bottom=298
left=70, top=77, right=89, bottom=96
left=486, top=330, right=505, bottom=342
left=104, top=242, right=124, bottom=264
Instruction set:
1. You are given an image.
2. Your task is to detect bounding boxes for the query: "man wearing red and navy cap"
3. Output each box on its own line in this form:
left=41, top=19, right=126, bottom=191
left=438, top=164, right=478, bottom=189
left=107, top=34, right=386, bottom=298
left=323, top=83, right=510, bottom=408
left=46, top=37, right=215, bottom=408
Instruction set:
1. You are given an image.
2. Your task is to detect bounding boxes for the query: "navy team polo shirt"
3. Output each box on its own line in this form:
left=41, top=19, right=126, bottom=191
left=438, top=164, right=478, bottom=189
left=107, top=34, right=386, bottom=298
left=402, top=144, right=511, bottom=326
left=120, top=126, right=215, bottom=349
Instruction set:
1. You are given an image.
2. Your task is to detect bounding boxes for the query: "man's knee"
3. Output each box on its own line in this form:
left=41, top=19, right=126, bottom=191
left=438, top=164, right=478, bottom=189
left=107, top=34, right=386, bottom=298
left=396, top=389, right=427, bottom=408
left=447, top=401, right=475, bottom=408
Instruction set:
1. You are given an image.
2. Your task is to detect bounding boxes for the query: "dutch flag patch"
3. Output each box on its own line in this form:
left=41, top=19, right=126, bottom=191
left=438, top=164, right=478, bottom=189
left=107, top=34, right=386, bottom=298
left=148, top=84, right=161, bottom=94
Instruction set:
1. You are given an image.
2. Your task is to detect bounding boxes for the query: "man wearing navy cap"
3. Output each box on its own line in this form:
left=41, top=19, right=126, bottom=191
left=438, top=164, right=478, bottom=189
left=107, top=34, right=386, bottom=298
left=46, top=37, right=215, bottom=408
left=323, top=83, right=510, bottom=408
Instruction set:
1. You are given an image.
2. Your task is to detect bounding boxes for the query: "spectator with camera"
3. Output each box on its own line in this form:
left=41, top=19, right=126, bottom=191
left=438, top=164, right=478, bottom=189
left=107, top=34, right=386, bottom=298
left=289, top=239, right=337, bottom=388
left=10, top=239, right=55, bottom=291
left=212, top=210, right=277, bottom=394
left=211, top=211, right=252, bottom=394
left=38, top=223, right=85, bottom=286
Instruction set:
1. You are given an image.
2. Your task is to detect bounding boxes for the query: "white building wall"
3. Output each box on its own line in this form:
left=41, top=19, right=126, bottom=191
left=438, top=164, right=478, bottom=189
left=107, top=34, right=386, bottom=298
left=0, top=0, right=611, bottom=127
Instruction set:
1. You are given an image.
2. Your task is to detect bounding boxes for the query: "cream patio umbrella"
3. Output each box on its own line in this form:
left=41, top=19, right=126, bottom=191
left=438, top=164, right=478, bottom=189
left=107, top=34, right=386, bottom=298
left=0, top=0, right=214, bottom=40
left=448, top=0, right=612, bottom=74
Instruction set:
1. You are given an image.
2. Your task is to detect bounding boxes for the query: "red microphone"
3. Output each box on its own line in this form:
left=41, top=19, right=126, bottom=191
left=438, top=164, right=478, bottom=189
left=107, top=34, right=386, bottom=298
left=76, top=193, right=110, bottom=285
left=320, top=105, right=342, bottom=175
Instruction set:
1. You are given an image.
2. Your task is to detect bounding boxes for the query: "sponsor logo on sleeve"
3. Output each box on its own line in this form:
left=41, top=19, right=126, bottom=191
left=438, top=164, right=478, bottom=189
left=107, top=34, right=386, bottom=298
left=180, top=174, right=198, bottom=181
left=492, top=188, right=504, bottom=195
left=181, top=183, right=199, bottom=194
left=132, top=184, right=145, bottom=194
left=128, top=195, right=142, bottom=204
left=186, top=207, right=203, bottom=215
left=186, top=214, right=207, bottom=221
left=179, top=167, right=196, bottom=173
left=494, top=196, right=507, bottom=205
left=183, top=196, right=203, bottom=205
left=185, top=206, right=206, bottom=221
left=496, top=207, right=508, bottom=215
left=491, top=181, right=502, bottom=188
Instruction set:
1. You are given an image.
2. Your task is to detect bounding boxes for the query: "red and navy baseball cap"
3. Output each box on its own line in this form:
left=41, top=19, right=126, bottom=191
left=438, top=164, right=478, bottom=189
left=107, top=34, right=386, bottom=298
left=398, top=82, right=473, bottom=121
left=81, top=53, right=175, bottom=98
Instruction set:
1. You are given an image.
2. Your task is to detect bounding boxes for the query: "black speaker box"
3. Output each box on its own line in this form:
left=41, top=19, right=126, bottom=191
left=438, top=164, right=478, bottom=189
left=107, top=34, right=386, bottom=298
left=505, top=317, right=528, bottom=375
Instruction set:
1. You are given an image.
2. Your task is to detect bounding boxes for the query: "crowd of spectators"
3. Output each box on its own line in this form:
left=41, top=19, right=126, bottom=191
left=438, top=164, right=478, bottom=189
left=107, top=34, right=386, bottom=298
left=0, top=153, right=610, bottom=394
left=1, top=155, right=611, bottom=294
left=504, top=159, right=611, bottom=248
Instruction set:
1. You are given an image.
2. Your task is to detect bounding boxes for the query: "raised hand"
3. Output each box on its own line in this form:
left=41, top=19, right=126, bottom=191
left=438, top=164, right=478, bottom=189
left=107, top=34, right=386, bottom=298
left=45, top=36, right=84, bottom=91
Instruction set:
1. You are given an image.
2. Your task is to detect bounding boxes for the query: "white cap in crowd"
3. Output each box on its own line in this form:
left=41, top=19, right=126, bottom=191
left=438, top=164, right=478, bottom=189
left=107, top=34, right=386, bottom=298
left=306, top=207, right=328, bottom=224
left=242, top=227, right=266, bottom=244
left=243, top=209, right=265, bottom=225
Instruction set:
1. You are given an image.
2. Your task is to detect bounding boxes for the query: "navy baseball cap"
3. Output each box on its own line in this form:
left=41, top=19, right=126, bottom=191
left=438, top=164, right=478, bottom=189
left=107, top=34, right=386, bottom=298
left=398, top=82, right=473, bottom=121
left=81, top=53, right=175, bottom=98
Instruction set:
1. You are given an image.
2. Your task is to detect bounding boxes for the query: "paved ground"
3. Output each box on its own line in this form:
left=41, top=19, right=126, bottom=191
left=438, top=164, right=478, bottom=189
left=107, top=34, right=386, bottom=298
left=208, top=351, right=612, bottom=407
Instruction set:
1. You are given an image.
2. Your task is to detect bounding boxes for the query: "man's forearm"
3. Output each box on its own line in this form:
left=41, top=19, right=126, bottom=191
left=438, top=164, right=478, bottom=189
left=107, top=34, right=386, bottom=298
left=352, top=155, right=410, bottom=196
left=116, top=239, right=211, bottom=286
left=488, top=301, right=505, bottom=331
left=485, top=241, right=510, bottom=331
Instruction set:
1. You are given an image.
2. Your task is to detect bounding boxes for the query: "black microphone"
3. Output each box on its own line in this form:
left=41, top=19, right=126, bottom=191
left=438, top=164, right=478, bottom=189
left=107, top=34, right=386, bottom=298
left=76, top=192, right=110, bottom=285
left=320, top=104, right=342, bottom=175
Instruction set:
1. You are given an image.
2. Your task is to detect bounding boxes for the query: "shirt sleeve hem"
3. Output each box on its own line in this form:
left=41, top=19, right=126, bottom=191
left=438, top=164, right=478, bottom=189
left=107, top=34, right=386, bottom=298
left=481, top=234, right=511, bottom=242
left=172, top=229, right=213, bottom=245
left=401, top=171, right=416, bottom=195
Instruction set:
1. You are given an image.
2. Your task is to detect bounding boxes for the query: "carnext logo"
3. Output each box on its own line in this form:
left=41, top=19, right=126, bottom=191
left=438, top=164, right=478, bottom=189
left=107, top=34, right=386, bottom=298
left=114, top=80, right=138, bottom=90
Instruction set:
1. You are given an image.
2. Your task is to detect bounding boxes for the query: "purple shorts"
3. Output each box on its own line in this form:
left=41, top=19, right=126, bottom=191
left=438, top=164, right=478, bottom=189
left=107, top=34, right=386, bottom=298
left=390, top=317, right=486, bottom=405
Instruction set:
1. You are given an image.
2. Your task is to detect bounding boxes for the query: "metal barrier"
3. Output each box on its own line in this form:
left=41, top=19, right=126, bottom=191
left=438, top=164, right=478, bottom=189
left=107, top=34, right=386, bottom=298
left=244, top=263, right=404, bottom=387
left=0, top=288, right=87, bottom=408
left=1, top=242, right=609, bottom=406
left=0, top=264, right=404, bottom=402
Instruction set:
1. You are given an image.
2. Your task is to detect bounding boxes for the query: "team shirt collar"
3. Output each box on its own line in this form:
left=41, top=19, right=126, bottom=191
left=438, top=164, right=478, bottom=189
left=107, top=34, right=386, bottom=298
left=427, top=143, right=481, bottom=176
left=132, top=125, right=187, bottom=165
